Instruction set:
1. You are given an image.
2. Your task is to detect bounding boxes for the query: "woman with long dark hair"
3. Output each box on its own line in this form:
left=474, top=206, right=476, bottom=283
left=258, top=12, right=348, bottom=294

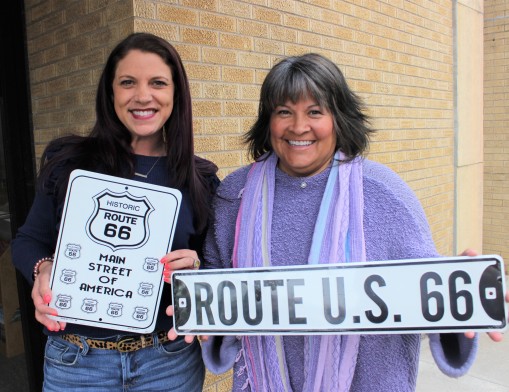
left=12, top=32, right=218, bottom=391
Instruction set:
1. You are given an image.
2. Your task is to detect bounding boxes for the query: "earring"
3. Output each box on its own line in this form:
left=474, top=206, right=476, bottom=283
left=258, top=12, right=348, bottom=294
left=162, top=125, right=167, bottom=145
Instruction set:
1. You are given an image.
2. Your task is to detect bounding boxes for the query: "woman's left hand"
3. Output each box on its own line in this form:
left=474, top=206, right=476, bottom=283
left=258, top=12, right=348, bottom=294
left=460, top=248, right=508, bottom=342
left=160, top=249, right=201, bottom=283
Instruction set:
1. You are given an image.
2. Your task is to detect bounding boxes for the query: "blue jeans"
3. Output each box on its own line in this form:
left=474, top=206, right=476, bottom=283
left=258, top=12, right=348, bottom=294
left=43, top=333, right=205, bottom=392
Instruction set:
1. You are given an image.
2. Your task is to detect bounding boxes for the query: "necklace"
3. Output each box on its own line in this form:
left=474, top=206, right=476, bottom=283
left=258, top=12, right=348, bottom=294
left=134, top=157, right=162, bottom=178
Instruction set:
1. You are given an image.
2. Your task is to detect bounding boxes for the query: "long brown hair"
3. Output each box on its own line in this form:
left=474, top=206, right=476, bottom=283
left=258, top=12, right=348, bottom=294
left=38, top=33, right=217, bottom=232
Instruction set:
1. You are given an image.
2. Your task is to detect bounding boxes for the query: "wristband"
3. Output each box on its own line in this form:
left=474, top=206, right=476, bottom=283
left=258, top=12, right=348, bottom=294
left=33, top=257, right=53, bottom=280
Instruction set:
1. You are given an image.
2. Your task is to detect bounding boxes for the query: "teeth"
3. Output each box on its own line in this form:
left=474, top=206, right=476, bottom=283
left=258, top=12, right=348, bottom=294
left=131, top=110, right=155, bottom=117
left=289, top=140, right=313, bottom=146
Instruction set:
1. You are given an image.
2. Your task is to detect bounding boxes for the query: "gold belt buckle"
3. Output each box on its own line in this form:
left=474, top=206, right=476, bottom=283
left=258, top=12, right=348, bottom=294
left=117, top=337, right=137, bottom=352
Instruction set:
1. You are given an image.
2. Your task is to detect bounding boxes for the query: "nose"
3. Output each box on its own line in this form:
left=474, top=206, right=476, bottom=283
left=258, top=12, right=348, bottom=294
left=290, top=113, right=310, bottom=134
left=134, top=84, right=152, bottom=103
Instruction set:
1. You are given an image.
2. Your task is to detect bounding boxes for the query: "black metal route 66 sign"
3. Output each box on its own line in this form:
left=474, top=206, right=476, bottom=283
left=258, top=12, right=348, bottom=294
left=86, top=190, right=154, bottom=251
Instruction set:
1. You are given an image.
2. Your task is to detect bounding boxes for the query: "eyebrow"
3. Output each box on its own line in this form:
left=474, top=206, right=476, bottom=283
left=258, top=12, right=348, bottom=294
left=116, top=74, right=171, bottom=81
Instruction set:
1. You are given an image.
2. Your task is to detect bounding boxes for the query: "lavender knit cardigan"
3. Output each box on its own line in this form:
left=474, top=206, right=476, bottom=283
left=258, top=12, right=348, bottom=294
left=202, top=159, right=478, bottom=392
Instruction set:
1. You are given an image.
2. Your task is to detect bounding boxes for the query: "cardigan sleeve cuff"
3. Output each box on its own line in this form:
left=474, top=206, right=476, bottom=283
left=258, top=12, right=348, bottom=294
left=428, top=333, right=478, bottom=378
left=201, top=335, right=240, bottom=374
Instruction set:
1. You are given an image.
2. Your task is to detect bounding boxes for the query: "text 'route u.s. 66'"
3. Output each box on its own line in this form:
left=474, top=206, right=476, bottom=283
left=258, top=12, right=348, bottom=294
left=171, top=256, right=507, bottom=335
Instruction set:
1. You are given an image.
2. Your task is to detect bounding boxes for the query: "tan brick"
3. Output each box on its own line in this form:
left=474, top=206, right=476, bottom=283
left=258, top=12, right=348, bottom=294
left=270, top=25, right=297, bottom=43
left=192, top=100, right=222, bottom=116
left=173, top=44, right=201, bottom=62
left=66, top=36, right=91, bottom=57
left=217, top=0, right=251, bottom=18
left=182, top=27, right=218, bottom=45
left=194, top=135, right=223, bottom=152
left=294, top=2, right=322, bottom=20
left=70, top=107, right=95, bottom=123
left=285, top=44, right=311, bottom=57
left=89, top=28, right=116, bottom=50
left=203, top=83, right=239, bottom=99
left=202, top=47, right=237, bottom=65
left=241, top=117, right=256, bottom=132
left=206, top=151, right=243, bottom=168
left=284, top=14, right=309, bottom=30
left=80, top=88, right=96, bottom=109
left=186, top=63, right=221, bottom=81
left=134, top=0, right=156, bottom=19
left=30, top=32, right=55, bottom=54
left=254, top=38, right=284, bottom=55
left=201, top=118, right=239, bottom=135
left=29, top=0, right=54, bottom=23
left=35, top=96, right=58, bottom=112
left=78, top=50, right=106, bottom=69
left=182, top=0, right=218, bottom=11
left=201, top=12, right=236, bottom=32
left=222, top=67, right=255, bottom=84
left=58, top=91, right=82, bottom=109
left=224, top=101, right=258, bottom=117
left=133, top=21, right=179, bottom=42
left=269, top=0, right=296, bottom=13
left=224, top=135, right=244, bottom=150
left=238, top=20, right=269, bottom=38
left=189, top=81, right=202, bottom=98
left=240, top=85, right=260, bottom=100
left=105, top=2, right=134, bottom=23
left=238, top=53, right=270, bottom=69
left=220, top=34, right=253, bottom=51
left=299, top=32, right=322, bottom=47
left=157, top=4, right=198, bottom=25
left=34, top=64, right=57, bottom=83
left=253, top=6, right=283, bottom=24
left=42, top=12, right=65, bottom=32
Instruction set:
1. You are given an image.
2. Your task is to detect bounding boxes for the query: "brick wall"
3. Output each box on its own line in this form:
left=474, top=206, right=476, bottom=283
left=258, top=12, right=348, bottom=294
left=133, top=0, right=457, bottom=255
left=484, top=0, right=509, bottom=269
left=24, top=1, right=458, bottom=257
left=24, top=0, right=135, bottom=160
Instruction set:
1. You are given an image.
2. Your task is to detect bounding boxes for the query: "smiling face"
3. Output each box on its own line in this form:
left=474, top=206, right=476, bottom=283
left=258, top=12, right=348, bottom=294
left=113, top=49, right=174, bottom=155
left=269, top=97, right=337, bottom=177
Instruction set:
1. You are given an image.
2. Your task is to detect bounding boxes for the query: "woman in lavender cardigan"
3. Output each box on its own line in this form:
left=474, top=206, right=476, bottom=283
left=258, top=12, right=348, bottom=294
left=169, top=53, right=507, bottom=391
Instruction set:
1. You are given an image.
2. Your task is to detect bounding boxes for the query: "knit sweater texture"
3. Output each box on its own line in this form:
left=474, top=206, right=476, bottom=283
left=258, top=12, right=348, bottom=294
left=202, top=158, right=478, bottom=392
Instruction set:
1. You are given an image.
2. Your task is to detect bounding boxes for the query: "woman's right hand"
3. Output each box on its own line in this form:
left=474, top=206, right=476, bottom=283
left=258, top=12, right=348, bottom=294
left=31, top=261, right=66, bottom=332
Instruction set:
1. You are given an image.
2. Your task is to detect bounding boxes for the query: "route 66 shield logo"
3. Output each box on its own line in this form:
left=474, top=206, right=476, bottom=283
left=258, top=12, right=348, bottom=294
left=86, top=190, right=154, bottom=251
left=65, top=243, right=81, bottom=259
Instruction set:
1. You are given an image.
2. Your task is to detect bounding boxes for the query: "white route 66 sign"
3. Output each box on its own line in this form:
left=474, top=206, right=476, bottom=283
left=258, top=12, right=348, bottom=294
left=49, top=169, right=181, bottom=333
left=172, top=256, right=507, bottom=335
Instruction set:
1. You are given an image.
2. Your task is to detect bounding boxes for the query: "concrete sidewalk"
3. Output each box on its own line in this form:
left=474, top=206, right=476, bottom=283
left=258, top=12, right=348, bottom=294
left=416, top=277, right=509, bottom=391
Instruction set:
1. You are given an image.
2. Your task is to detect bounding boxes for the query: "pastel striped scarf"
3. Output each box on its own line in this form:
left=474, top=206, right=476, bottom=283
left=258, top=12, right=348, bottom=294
left=232, top=151, right=366, bottom=391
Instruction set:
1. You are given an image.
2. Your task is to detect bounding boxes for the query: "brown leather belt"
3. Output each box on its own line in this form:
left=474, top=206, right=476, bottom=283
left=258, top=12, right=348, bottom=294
left=60, top=330, right=169, bottom=352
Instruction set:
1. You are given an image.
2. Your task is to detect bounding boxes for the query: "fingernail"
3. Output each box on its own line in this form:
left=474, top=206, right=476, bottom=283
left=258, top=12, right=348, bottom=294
left=43, top=294, right=51, bottom=304
left=160, top=257, right=167, bottom=263
left=51, top=310, right=58, bottom=316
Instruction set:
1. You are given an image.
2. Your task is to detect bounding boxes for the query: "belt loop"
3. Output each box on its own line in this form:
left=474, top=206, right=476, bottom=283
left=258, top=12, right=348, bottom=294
left=79, top=336, right=90, bottom=355
left=154, top=330, right=163, bottom=346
